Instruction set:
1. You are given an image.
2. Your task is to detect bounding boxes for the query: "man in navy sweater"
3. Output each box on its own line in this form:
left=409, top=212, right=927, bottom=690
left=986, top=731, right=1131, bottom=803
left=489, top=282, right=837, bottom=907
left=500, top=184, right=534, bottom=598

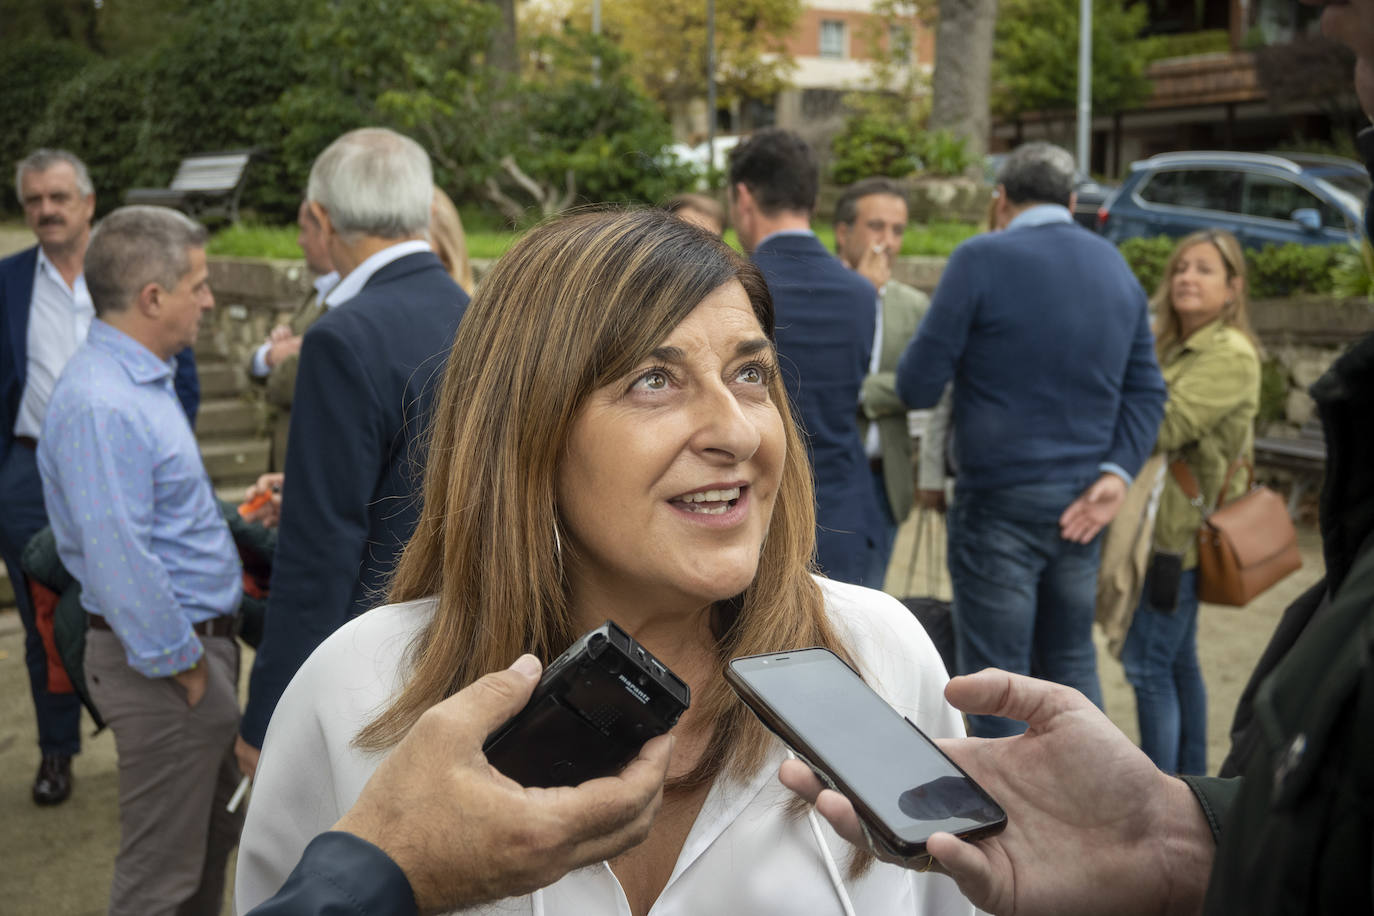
left=896, top=142, right=1165, bottom=737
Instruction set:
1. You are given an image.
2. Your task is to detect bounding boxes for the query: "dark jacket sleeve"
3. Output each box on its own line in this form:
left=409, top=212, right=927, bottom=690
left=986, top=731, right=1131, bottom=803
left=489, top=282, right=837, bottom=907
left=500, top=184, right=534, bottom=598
left=240, top=318, right=383, bottom=747
left=245, top=832, right=416, bottom=916
left=173, top=346, right=200, bottom=426
left=1179, top=775, right=1242, bottom=843
left=1104, top=297, right=1167, bottom=477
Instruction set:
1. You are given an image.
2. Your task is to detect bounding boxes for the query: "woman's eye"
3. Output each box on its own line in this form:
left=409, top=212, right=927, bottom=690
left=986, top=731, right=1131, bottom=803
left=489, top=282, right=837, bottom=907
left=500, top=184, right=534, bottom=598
left=633, top=369, right=670, bottom=391
left=738, top=365, right=764, bottom=384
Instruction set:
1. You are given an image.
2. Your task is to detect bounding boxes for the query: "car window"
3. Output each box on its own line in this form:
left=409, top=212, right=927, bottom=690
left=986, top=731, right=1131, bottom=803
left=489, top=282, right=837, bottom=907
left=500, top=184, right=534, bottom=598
left=1242, top=172, right=1346, bottom=229
left=1138, top=169, right=1241, bottom=214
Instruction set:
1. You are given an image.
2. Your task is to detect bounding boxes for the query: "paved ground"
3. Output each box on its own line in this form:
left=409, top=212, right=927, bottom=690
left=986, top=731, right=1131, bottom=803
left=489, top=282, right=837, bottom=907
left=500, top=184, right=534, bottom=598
left=0, top=513, right=1326, bottom=914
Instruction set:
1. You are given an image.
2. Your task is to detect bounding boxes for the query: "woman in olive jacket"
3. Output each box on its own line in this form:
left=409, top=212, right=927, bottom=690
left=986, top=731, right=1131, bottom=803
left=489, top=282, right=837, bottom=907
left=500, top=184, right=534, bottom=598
left=1122, top=228, right=1261, bottom=776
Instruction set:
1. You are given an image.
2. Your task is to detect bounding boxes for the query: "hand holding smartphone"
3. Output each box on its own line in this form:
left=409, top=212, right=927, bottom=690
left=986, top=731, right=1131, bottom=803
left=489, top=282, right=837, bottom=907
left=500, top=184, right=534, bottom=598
left=727, top=648, right=1005, bottom=860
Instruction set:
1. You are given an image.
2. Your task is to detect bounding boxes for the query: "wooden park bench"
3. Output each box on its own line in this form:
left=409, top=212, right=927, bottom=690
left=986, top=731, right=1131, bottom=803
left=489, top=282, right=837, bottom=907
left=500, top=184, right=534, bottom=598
left=1254, top=416, right=1326, bottom=517
left=123, top=149, right=257, bottom=223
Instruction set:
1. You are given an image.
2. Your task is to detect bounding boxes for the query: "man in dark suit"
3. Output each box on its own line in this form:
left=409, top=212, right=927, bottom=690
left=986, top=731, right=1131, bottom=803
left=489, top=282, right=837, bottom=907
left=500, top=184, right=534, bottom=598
left=0, top=148, right=199, bottom=805
left=727, top=129, right=885, bottom=587
left=235, top=128, right=469, bottom=777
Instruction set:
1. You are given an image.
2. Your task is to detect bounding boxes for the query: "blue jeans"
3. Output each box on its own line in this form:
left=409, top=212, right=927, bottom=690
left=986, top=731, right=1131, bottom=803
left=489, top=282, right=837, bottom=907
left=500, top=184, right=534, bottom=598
left=947, top=480, right=1104, bottom=737
left=0, top=444, right=82, bottom=757
left=1122, top=567, right=1207, bottom=775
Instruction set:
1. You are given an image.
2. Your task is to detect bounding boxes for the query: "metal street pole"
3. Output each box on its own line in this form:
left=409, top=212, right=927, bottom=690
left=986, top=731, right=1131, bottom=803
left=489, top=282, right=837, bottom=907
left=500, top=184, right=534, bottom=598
left=707, top=0, right=717, bottom=180
left=592, top=0, right=602, bottom=86
left=1076, top=0, right=1092, bottom=175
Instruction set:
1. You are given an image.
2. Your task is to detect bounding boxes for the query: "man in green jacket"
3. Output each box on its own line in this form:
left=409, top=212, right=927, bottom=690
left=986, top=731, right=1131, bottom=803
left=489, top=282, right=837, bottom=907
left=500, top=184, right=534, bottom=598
left=782, top=2, right=1374, bottom=909
left=834, top=177, right=930, bottom=584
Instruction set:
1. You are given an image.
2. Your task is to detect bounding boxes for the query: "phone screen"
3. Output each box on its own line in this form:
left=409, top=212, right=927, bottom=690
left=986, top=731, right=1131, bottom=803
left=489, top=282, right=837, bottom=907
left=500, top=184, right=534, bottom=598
left=729, top=649, right=1004, bottom=852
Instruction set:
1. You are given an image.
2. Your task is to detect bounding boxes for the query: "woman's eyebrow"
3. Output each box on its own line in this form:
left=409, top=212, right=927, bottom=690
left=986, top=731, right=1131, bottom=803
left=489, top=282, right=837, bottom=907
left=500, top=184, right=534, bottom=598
left=645, top=338, right=774, bottom=364
left=737, top=338, right=774, bottom=358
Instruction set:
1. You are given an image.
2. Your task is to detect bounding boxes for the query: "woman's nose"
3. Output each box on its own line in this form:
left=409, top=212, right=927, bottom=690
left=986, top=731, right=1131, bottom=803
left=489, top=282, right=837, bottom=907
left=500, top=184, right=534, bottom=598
left=693, top=385, right=761, bottom=463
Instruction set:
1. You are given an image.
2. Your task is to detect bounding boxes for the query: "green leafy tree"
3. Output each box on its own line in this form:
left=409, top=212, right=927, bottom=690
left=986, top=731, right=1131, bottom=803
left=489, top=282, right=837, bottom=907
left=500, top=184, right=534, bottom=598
left=29, top=0, right=311, bottom=220
left=992, top=0, right=1151, bottom=118
left=274, top=0, right=500, bottom=203
left=554, top=0, right=801, bottom=129
left=0, top=39, right=93, bottom=213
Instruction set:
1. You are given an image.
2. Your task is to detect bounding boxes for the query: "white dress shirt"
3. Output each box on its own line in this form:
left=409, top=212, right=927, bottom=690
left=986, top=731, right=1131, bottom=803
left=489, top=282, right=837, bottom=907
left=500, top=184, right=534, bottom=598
left=323, top=240, right=431, bottom=308
left=249, top=270, right=341, bottom=379
left=15, top=248, right=94, bottom=438
left=235, top=577, right=974, bottom=916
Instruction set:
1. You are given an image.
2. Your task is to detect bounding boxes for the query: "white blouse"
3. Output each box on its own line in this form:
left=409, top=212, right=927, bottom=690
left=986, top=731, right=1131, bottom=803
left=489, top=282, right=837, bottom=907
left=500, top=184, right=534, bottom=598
left=235, top=577, right=976, bottom=916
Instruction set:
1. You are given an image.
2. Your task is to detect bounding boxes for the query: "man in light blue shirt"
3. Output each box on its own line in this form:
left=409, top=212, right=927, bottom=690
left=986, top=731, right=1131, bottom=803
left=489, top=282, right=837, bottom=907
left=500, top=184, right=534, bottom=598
left=37, top=206, right=244, bottom=915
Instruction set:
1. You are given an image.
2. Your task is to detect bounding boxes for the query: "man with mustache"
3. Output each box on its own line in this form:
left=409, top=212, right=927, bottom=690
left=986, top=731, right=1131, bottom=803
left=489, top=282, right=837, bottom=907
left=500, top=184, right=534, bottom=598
left=0, top=149, right=200, bottom=806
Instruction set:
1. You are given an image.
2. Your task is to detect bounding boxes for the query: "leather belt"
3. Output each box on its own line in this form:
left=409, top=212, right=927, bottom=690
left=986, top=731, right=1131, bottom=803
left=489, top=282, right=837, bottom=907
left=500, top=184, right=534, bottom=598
left=87, top=612, right=237, bottom=638
left=14, top=436, right=37, bottom=450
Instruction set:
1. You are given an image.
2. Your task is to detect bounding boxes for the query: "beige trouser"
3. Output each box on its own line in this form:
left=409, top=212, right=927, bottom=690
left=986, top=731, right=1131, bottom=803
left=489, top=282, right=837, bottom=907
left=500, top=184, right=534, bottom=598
left=85, top=629, right=245, bottom=916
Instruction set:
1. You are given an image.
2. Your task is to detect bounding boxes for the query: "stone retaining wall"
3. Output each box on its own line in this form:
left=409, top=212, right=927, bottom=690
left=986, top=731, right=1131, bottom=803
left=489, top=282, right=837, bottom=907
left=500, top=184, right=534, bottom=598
left=206, top=255, right=1366, bottom=436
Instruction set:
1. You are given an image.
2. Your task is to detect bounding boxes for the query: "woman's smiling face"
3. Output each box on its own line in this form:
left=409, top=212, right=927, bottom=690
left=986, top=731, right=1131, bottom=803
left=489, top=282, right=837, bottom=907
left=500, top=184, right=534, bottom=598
left=556, top=279, right=786, bottom=619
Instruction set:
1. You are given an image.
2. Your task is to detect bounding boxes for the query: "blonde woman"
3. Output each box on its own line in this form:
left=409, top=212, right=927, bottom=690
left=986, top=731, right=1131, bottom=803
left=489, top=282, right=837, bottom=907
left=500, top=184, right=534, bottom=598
left=429, top=185, right=474, bottom=292
left=1122, top=229, right=1260, bottom=776
left=236, top=210, right=967, bottom=915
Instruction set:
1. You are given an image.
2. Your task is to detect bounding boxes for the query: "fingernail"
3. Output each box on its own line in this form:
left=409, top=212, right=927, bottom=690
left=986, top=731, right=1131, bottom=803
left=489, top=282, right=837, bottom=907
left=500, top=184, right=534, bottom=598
left=509, top=653, right=541, bottom=678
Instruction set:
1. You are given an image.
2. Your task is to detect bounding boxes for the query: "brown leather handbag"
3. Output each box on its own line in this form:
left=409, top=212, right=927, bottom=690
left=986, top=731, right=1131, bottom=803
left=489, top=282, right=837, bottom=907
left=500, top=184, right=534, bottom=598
left=1168, top=457, right=1302, bottom=606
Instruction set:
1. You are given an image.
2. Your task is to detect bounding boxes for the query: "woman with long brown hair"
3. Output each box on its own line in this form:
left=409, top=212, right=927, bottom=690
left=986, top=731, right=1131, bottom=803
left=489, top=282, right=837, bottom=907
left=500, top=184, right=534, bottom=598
left=1121, top=228, right=1261, bottom=776
left=235, top=209, right=967, bottom=915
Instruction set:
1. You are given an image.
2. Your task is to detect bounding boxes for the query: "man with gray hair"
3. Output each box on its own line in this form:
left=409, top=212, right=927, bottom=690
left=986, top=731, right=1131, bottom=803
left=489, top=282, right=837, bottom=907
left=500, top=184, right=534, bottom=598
left=235, top=127, right=469, bottom=776
left=37, top=205, right=245, bottom=914
left=895, top=141, right=1166, bottom=737
left=0, top=149, right=200, bottom=805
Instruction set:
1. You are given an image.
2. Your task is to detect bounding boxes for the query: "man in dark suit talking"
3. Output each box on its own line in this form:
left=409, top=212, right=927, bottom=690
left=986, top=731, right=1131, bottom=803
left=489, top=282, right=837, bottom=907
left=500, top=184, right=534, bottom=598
left=727, top=129, right=885, bottom=587
left=236, top=128, right=469, bottom=776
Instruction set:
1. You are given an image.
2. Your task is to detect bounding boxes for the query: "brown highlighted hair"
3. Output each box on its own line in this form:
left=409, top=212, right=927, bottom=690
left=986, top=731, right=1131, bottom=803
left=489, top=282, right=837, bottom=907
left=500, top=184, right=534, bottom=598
left=361, top=208, right=855, bottom=791
left=1151, top=228, right=1260, bottom=355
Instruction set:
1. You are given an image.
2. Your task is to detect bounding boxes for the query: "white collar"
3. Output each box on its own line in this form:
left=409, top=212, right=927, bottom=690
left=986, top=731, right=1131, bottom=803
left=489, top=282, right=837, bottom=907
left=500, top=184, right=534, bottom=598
left=324, top=240, right=430, bottom=307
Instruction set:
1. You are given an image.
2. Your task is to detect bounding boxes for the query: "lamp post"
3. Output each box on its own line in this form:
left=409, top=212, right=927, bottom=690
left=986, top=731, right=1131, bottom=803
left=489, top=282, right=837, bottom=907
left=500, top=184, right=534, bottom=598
left=707, top=0, right=717, bottom=179
left=1076, top=0, right=1092, bottom=175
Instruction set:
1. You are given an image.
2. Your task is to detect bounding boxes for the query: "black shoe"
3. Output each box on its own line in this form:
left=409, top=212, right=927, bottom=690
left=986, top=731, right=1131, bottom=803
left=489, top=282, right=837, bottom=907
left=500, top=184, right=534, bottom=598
left=33, top=754, right=72, bottom=806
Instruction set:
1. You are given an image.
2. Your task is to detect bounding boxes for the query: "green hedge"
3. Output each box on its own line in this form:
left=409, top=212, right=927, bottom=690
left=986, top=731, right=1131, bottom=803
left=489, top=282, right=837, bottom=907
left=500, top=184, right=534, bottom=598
left=0, top=40, right=94, bottom=216
left=1118, top=235, right=1348, bottom=299
left=27, top=0, right=308, bottom=221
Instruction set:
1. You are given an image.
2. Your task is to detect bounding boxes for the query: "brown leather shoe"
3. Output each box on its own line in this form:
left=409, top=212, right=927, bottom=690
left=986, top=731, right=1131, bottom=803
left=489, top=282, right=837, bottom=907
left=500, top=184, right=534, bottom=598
left=33, top=754, right=72, bottom=805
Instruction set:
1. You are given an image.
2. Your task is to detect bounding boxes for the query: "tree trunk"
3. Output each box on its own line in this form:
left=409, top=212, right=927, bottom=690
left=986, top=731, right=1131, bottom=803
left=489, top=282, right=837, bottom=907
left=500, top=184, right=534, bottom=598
left=486, top=0, right=518, bottom=75
left=928, top=0, right=998, bottom=163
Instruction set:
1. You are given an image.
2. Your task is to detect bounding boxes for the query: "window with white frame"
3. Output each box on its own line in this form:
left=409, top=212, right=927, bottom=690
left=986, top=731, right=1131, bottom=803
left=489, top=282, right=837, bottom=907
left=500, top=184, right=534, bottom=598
left=819, top=20, right=846, bottom=59
left=889, top=24, right=912, bottom=62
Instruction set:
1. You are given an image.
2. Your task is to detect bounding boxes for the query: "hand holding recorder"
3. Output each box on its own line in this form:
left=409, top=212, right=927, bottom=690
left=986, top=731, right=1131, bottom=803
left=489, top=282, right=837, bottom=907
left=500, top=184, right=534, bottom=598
left=332, top=654, right=673, bottom=913
left=780, top=669, right=1216, bottom=916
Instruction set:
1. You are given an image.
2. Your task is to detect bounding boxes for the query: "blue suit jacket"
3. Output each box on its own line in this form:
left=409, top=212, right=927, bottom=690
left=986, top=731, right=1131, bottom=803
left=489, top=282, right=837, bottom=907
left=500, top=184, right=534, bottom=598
left=1, top=245, right=199, bottom=464
left=241, top=250, right=468, bottom=747
left=752, top=233, right=884, bottom=585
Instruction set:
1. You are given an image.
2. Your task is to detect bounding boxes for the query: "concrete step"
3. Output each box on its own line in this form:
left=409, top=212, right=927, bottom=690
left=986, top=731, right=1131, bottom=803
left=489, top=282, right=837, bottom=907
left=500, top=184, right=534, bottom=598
left=215, top=480, right=261, bottom=505
left=200, top=437, right=270, bottom=485
left=196, top=397, right=261, bottom=440
left=198, top=362, right=244, bottom=399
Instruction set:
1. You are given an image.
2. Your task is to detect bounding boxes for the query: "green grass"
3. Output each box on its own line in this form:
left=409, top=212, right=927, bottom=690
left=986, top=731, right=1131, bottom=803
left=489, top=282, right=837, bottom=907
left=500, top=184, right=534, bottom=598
left=210, top=220, right=980, bottom=261
left=207, top=223, right=521, bottom=261
left=719, top=221, right=979, bottom=257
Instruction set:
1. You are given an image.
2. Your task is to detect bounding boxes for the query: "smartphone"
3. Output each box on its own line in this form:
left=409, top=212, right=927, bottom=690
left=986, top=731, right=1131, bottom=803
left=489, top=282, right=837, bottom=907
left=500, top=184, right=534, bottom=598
left=726, top=647, right=1005, bottom=858
left=483, top=621, right=690, bottom=788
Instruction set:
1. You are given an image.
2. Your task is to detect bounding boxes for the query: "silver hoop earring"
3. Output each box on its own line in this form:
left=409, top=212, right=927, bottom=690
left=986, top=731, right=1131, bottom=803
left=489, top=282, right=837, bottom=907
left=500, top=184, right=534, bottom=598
left=553, top=520, right=564, bottom=578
